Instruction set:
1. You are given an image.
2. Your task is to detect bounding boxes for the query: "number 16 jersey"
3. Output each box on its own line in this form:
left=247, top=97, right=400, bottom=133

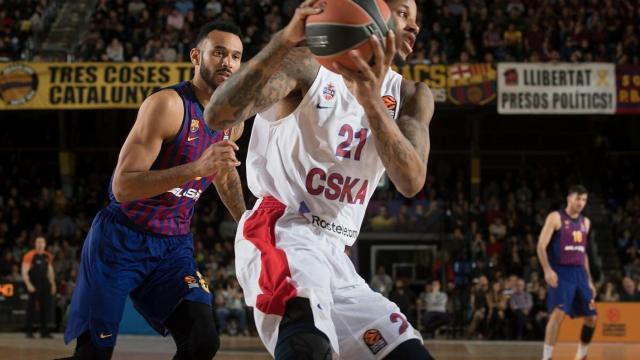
left=246, top=66, right=403, bottom=246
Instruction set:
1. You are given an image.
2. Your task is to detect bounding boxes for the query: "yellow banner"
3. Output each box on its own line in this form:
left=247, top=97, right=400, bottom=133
left=392, top=64, right=448, bottom=102
left=0, top=62, right=194, bottom=110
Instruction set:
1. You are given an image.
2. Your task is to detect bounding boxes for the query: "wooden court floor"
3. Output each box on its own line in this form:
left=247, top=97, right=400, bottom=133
left=1, top=333, right=639, bottom=359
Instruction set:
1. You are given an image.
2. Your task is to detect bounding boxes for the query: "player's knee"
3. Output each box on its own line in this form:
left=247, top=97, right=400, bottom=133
left=167, top=301, right=220, bottom=360
left=584, top=315, right=597, bottom=327
left=189, top=334, right=219, bottom=360
left=383, top=339, right=433, bottom=360
left=274, top=330, right=332, bottom=360
left=551, top=308, right=566, bottom=322
left=580, top=321, right=596, bottom=344
left=274, top=297, right=332, bottom=360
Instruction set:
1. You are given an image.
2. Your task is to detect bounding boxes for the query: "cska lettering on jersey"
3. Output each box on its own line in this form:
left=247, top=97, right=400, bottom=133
left=168, top=187, right=203, bottom=201
left=305, top=167, right=369, bottom=204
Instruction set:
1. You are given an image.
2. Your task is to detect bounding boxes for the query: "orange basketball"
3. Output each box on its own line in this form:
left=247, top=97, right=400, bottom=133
left=305, top=0, right=393, bottom=74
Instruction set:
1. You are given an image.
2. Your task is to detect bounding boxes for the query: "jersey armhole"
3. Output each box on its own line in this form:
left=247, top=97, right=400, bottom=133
left=160, top=88, right=188, bottom=146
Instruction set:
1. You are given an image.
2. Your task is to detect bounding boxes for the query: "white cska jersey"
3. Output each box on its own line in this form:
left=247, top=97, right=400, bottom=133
left=246, top=66, right=403, bottom=246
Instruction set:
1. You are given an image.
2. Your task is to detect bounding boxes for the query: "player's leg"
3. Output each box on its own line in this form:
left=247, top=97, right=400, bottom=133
left=39, top=283, right=52, bottom=337
left=383, top=339, right=433, bottom=360
left=329, top=249, right=431, bottom=359
left=332, top=283, right=432, bottom=359
left=131, top=235, right=218, bottom=360
left=573, top=272, right=598, bottom=360
left=164, top=300, right=220, bottom=360
left=63, top=210, right=152, bottom=360
left=235, top=199, right=340, bottom=357
left=575, top=315, right=597, bottom=360
left=543, top=307, right=566, bottom=359
left=25, top=287, right=36, bottom=337
left=543, top=269, right=579, bottom=360
left=274, top=297, right=332, bottom=360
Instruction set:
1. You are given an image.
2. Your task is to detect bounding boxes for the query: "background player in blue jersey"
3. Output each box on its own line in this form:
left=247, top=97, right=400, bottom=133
left=60, top=21, right=246, bottom=360
left=537, top=185, right=596, bottom=360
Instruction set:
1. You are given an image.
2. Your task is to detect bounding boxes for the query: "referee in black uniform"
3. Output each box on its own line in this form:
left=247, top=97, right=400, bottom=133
left=21, top=236, right=56, bottom=338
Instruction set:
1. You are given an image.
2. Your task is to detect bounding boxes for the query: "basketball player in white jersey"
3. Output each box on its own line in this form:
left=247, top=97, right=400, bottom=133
left=205, top=0, right=433, bottom=359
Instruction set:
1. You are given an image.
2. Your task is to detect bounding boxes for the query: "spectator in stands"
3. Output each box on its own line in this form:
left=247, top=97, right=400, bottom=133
left=47, top=207, right=74, bottom=240
left=423, top=201, right=445, bottom=233
left=106, top=38, right=124, bottom=61
left=486, top=234, right=502, bottom=259
left=214, top=278, right=249, bottom=336
left=420, top=280, right=450, bottom=338
left=599, top=281, right=620, bottom=302
left=370, top=204, right=396, bottom=232
left=625, top=257, right=640, bottom=283
left=486, top=280, right=509, bottom=339
left=489, top=217, right=507, bottom=240
left=620, top=277, right=640, bottom=302
left=21, top=236, right=55, bottom=339
left=509, top=278, right=532, bottom=340
left=395, top=204, right=416, bottom=232
left=389, top=279, right=416, bottom=325
left=0, top=250, right=14, bottom=279
left=531, top=286, right=548, bottom=340
left=370, top=265, right=393, bottom=298
left=466, top=275, right=489, bottom=338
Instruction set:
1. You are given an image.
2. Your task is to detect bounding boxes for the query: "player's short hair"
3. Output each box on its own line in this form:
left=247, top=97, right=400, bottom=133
left=195, top=21, right=242, bottom=47
left=568, top=184, right=588, bottom=196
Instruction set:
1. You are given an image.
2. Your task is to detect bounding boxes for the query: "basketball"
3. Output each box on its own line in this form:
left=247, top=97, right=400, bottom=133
left=305, top=0, right=393, bottom=74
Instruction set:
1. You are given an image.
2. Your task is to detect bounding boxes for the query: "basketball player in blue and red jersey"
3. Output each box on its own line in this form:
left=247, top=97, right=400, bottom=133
left=61, top=22, right=245, bottom=360
left=205, top=0, right=434, bottom=359
left=537, top=185, right=596, bottom=360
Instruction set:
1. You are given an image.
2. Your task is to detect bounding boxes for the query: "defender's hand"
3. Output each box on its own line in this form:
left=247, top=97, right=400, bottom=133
left=194, top=140, right=240, bottom=178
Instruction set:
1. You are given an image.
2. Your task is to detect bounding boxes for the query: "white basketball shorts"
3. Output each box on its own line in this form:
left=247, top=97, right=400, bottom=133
left=234, top=196, right=423, bottom=359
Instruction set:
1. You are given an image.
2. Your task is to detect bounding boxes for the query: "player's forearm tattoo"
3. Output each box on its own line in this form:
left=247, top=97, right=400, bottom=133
left=205, top=32, right=315, bottom=130
left=216, top=169, right=246, bottom=223
left=367, top=103, right=429, bottom=196
left=397, top=116, right=430, bottom=164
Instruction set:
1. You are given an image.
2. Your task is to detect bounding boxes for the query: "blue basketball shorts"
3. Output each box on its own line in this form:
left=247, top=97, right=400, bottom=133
left=546, top=265, right=597, bottom=318
left=64, top=208, right=212, bottom=348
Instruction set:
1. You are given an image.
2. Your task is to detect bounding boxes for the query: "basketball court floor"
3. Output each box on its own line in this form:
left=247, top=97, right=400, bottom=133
left=1, top=333, right=638, bottom=359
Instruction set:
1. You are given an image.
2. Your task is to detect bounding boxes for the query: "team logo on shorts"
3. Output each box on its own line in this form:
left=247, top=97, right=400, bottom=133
left=322, top=82, right=335, bottom=101
left=184, top=275, right=199, bottom=289
left=363, top=329, right=387, bottom=355
left=382, top=95, right=397, bottom=118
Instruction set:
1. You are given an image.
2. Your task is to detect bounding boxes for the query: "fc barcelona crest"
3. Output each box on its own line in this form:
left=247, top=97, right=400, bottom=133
left=190, top=119, right=199, bottom=133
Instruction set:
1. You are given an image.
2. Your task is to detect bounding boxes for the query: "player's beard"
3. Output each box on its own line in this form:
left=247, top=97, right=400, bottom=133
left=200, top=65, right=218, bottom=91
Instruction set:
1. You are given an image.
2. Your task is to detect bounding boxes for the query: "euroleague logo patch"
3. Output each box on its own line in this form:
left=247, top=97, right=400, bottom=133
left=382, top=95, right=396, bottom=118
left=363, top=329, right=387, bottom=354
left=184, top=275, right=199, bottom=289
left=322, top=82, right=336, bottom=101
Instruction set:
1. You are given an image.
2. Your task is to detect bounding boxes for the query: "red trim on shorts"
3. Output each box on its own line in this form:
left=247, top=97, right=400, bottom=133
left=242, top=196, right=297, bottom=316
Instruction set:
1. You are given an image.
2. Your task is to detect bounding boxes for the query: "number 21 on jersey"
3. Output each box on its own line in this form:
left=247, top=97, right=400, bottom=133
left=335, top=124, right=368, bottom=161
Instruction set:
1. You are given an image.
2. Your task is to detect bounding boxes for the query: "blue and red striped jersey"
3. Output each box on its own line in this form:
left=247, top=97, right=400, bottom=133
left=107, top=81, right=228, bottom=236
left=548, top=209, right=589, bottom=267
